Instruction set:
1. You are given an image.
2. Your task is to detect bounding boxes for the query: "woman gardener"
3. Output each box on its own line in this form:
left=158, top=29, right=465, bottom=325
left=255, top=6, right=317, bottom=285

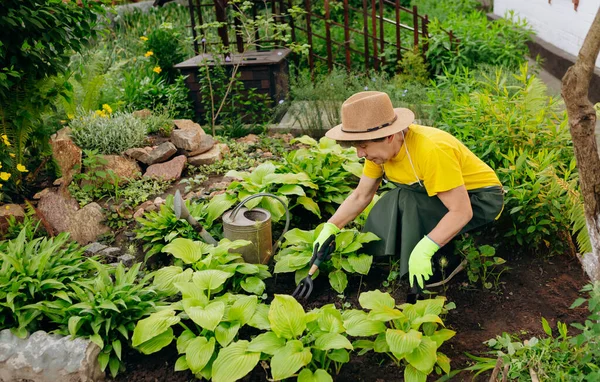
left=312, top=91, right=504, bottom=301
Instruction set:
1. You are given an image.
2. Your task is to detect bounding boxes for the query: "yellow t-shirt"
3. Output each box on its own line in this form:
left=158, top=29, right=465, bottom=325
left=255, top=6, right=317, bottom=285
left=363, top=124, right=502, bottom=197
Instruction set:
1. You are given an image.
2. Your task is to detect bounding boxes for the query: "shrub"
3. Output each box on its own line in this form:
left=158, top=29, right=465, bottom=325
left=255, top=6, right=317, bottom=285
left=70, top=110, right=147, bottom=155
left=145, top=22, right=187, bottom=82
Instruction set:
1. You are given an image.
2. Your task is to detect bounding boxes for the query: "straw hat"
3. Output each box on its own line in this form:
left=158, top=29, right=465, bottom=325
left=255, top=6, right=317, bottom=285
left=326, top=91, right=415, bottom=141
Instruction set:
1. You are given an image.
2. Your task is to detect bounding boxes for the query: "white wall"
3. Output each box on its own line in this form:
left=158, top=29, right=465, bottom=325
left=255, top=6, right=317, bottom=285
left=493, top=0, right=600, bottom=68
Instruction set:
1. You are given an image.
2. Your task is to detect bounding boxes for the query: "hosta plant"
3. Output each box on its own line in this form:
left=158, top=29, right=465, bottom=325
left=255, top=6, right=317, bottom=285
left=225, top=162, right=317, bottom=222
left=62, top=261, right=167, bottom=377
left=348, top=290, right=455, bottom=381
left=135, top=193, right=236, bottom=260
left=249, top=295, right=354, bottom=381
left=0, top=228, right=94, bottom=337
left=274, top=224, right=379, bottom=293
left=155, top=237, right=271, bottom=296
left=132, top=275, right=267, bottom=381
left=281, top=136, right=362, bottom=217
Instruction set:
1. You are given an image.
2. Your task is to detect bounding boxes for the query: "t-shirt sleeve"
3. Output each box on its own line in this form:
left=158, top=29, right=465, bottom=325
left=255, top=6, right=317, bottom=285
left=363, top=159, right=384, bottom=179
left=421, top=143, right=464, bottom=196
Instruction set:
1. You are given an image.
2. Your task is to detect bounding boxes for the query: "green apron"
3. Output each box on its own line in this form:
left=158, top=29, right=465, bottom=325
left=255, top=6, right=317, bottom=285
left=362, top=182, right=504, bottom=280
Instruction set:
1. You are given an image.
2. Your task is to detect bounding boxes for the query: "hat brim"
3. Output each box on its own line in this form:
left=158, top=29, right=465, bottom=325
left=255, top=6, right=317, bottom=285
left=325, top=108, right=415, bottom=141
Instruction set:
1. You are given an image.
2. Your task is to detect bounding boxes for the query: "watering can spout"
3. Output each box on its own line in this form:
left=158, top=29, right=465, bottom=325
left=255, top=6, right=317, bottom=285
left=173, top=190, right=218, bottom=245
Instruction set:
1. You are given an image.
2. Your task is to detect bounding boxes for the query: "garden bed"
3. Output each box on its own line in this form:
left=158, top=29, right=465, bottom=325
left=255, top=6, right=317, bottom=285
left=112, top=248, right=588, bottom=382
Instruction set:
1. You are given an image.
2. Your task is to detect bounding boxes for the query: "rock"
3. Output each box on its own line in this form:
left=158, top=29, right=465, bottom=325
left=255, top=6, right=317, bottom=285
left=33, top=188, right=53, bottom=199
left=52, top=126, right=72, bottom=141
left=117, top=254, right=136, bottom=267
left=67, top=203, right=110, bottom=245
left=237, top=134, right=260, bottom=145
left=173, top=119, right=205, bottom=134
left=188, top=144, right=227, bottom=166
left=145, top=204, right=158, bottom=212
left=123, top=147, right=149, bottom=161
left=97, top=155, right=141, bottom=183
left=209, top=181, right=231, bottom=191
left=271, top=132, right=294, bottom=144
left=133, top=208, right=145, bottom=219
left=143, top=155, right=187, bottom=181
left=133, top=109, right=152, bottom=119
left=0, top=204, right=26, bottom=234
left=99, top=247, right=121, bottom=258
left=183, top=134, right=215, bottom=157
left=84, top=242, right=108, bottom=255
left=0, top=329, right=104, bottom=382
left=153, top=197, right=166, bottom=206
left=50, top=138, right=82, bottom=188
left=141, top=142, right=177, bottom=165
left=171, top=128, right=202, bottom=152
left=37, top=191, right=109, bottom=244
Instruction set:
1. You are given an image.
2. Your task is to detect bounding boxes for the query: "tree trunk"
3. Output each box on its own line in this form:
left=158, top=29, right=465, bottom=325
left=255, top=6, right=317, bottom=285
left=561, top=8, right=600, bottom=282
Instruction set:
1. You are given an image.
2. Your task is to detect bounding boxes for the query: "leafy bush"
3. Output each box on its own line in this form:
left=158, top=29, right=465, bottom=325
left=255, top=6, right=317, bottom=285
left=281, top=136, right=362, bottom=217
left=350, top=290, right=455, bottom=380
left=135, top=193, right=236, bottom=260
left=410, top=0, right=480, bottom=22
left=274, top=224, right=379, bottom=293
left=145, top=22, right=188, bottom=82
left=434, top=64, right=574, bottom=252
left=426, top=11, right=533, bottom=75
left=466, top=282, right=600, bottom=380
left=63, top=261, right=166, bottom=377
left=70, top=111, right=147, bottom=155
left=0, top=228, right=93, bottom=337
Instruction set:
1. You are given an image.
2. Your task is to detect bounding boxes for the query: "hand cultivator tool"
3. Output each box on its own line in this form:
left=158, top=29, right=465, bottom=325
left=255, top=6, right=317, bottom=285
left=292, top=235, right=336, bottom=300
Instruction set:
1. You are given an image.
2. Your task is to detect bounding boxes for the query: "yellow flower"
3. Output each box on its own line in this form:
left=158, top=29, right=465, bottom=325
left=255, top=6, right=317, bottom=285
left=1, top=134, right=10, bottom=146
left=153, top=66, right=162, bottom=74
left=102, top=104, right=113, bottom=114
left=67, top=113, right=75, bottom=120
left=8, top=153, right=14, bottom=158
left=140, top=36, right=148, bottom=41
left=16, top=164, right=28, bottom=173
left=0, top=172, right=11, bottom=181
left=144, top=51, right=154, bottom=57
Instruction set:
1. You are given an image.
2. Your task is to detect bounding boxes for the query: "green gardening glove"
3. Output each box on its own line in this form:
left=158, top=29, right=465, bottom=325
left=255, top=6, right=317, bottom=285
left=408, top=235, right=440, bottom=289
left=313, top=222, right=340, bottom=257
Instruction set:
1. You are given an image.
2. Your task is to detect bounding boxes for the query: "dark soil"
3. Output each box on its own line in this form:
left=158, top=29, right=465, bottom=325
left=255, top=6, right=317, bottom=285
left=112, top=249, right=589, bottom=382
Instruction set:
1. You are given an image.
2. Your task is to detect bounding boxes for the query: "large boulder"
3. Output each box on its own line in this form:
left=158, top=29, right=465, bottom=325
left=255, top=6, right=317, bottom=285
left=0, top=329, right=104, bottom=382
left=37, top=190, right=109, bottom=244
left=143, top=155, right=187, bottom=181
left=50, top=130, right=82, bottom=188
left=188, top=144, right=228, bottom=166
left=98, top=155, right=141, bottom=183
left=171, top=128, right=202, bottom=152
left=125, top=142, right=177, bottom=165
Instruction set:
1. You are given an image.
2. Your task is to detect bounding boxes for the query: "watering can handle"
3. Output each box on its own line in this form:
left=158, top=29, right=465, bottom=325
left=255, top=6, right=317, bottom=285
left=173, top=190, right=218, bottom=245
left=229, top=193, right=291, bottom=254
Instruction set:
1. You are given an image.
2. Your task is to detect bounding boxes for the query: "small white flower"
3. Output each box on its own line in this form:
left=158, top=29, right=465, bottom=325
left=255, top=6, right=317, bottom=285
left=225, top=56, right=231, bottom=62
left=201, top=38, right=206, bottom=43
left=364, top=86, right=368, bottom=91
left=278, top=99, right=284, bottom=104
left=371, top=77, right=376, bottom=82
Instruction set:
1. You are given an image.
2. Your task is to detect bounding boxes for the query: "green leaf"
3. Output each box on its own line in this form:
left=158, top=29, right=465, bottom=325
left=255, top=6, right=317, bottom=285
left=437, top=352, right=451, bottom=374
left=98, top=352, right=109, bottom=371
left=297, top=196, right=321, bottom=217
left=68, top=316, right=83, bottom=337
left=270, top=340, right=312, bottom=381
left=277, top=184, right=306, bottom=196
left=109, top=355, right=120, bottom=378
left=368, top=307, right=404, bottom=322
left=314, top=333, right=353, bottom=351
left=132, top=309, right=179, bottom=347
left=90, top=334, right=104, bottom=350
left=186, top=301, right=225, bottom=331
left=205, top=193, right=236, bottom=226
left=163, top=238, right=210, bottom=264
left=174, top=355, right=189, bottom=371
left=112, top=340, right=122, bottom=360
left=186, top=337, right=215, bottom=374
left=429, top=329, right=456, bottom=347
left=215, top=322, right=241, bottom=347
left=247, top=303, right=271, bottom=330
left=247, top=332, right=286, bottom=355
left=281, top=228, right=315, bottom=245
left=228, top=295, right=257, bottom=326
left=359, top=290, right=395, bottom=310
left=386, top=329, right=422, bottom=356
left=212, top=340, right=260, bottom=382
left=347, top=254, right=373, bottom=275
left=135, top=327, right=175, bottom=355
left=405, top=337, right=438, bottom=373
left=541, top=317, right=552, bottom=336
left=193, top=270, right=233, bottom=292
left=317, top=306, right=345, bottom=334
left=328, top=270, right=348, bottom=293
left=176, top=329, right=197, bottom=353
left=327, top=348, right=350, bottom=363
left=268, top=295, right=306, bottom=339
left=240, top=276, right=266, bottom=295
left=274, top=254, right=312, bottom=273
left=152, top=266, right=193, bottom=295
left=298, top=368, right=333, bottom=382
left=404, top=364, right=427, bottom=382
left=343, top=310, right=386, bottom=337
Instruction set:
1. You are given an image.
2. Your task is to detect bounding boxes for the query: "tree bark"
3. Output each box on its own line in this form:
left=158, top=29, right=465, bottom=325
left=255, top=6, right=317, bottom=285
left=561, top=8, right=600, bottom=282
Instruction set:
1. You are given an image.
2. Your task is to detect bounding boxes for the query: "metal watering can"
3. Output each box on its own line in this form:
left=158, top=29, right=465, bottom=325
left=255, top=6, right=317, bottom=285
left=173, top=191, right=290, bottom=264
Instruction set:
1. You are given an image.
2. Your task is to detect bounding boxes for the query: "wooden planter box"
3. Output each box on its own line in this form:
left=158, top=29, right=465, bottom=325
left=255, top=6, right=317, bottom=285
left=174, top=48, right=291, bottom=122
